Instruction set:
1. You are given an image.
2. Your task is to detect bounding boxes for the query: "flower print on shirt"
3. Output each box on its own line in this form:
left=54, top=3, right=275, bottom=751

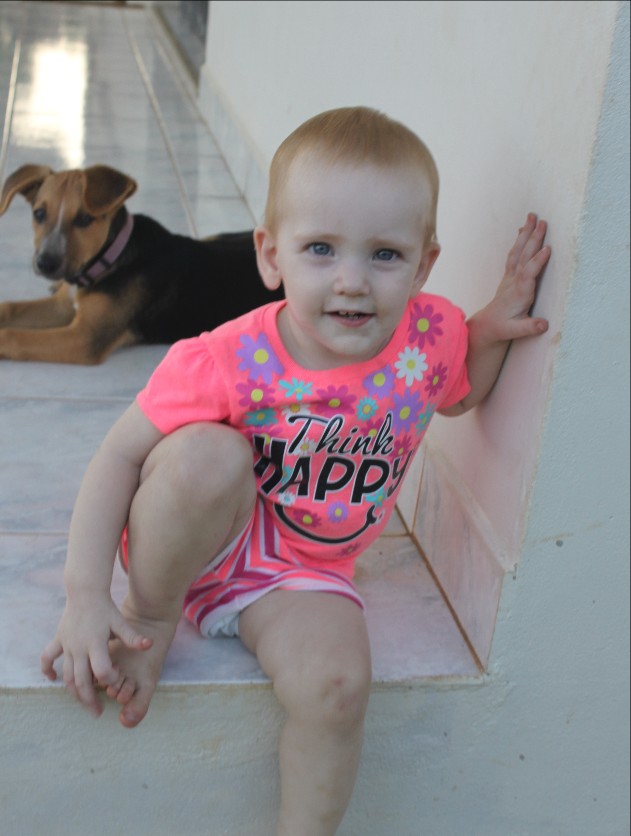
left=365, top=485, right=387, bottom=508
left=291, top=509, right=322, bottom=529
left=394, top=346, right=428, bottom=387
left=282, top=402, right=312, bottom=422
left=356, top=396, right=378, bottom=421
left=277, top=490, right=297, bottom=507
left=237, top=333, right=284, bottom=383
left=362, top=418, right=383, bottom=448
left=361, top=418, right=382, bottom=441
left=408, top=302, right=444, bottom=350
left=236, top=379, right=276, bottom=409
left=363, top=366, right=395, bottom=399
left=328, top=501, right=349, bottom=524
left=292, top=436, right=317, bottom=457
left=279, top=378, right=313, bottom=401
left=245, top=407, right=277, bottom=428
left=392, top=390, right=424, bottom=434
left=337, top=543, right=360, bottom=558
left=424, top=362, right=448, bottom=397
left=316, top=385, right=357, bottom=417
left=416, top=402, right=436, bottom=432
left=389, top=434, right=413, bottom=463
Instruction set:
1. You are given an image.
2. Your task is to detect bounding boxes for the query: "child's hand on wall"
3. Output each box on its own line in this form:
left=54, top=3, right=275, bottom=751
left=480, top=213, right=551, bottom=342
left=440, top=213, right=551, bottom=416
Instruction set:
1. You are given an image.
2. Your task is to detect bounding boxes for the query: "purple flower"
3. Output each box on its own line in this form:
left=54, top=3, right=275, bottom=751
left=236, top=333, right=284, bottom=383
left=328, top=502, right=349, bottom=524
left=362, top=366, right=394, bottom=399
left=392, top=390, right=424, bottom=434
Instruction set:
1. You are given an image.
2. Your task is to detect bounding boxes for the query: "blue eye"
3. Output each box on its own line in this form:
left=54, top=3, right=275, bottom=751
left=309, top=242, right=332, bottom=256
left=374, top=249, right=399, bottom=262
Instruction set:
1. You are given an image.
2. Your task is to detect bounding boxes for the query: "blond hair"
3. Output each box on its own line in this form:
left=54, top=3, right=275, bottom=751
left=264, top=106, right=439, bottom=246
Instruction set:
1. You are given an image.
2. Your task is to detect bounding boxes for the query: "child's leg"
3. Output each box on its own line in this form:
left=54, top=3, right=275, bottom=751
left=239, top=590, right=372, bottom=836
left=106, top=422, right=256, bottom=727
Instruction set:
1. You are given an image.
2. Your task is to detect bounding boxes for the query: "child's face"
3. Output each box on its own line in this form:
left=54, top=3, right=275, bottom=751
left=255, top=157, right=439, bottom=370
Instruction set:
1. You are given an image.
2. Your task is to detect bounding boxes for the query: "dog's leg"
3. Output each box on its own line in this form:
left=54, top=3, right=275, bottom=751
left=0, top=294, right=137, bottom=364
left=0, top=284, right=75, bottom=329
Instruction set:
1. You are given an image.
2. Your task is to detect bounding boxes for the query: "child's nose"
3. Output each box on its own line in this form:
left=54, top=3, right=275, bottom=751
left=333, top=259, right=367, bottom=294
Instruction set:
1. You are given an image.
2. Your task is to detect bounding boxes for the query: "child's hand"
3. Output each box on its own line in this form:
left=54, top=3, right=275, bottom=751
left=41, top=594, right=153, bottom=718
left=441, top=213, right=550, bottom=415
left=482, top=213, right=551, bottom=342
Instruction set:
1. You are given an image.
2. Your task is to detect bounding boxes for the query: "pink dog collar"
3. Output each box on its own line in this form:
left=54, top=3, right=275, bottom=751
left=76, top=210, right=134, bottom=287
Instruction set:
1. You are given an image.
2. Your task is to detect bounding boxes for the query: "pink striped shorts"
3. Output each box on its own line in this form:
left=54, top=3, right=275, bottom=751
left=119, top=498, right=364, bottom=637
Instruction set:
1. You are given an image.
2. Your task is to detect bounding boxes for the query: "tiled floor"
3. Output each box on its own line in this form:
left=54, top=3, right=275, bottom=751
left=0, top=1, right=479, bottom=693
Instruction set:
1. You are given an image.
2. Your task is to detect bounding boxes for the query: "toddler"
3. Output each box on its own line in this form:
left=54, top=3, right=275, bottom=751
left=41, top=106, right=550, bottom=836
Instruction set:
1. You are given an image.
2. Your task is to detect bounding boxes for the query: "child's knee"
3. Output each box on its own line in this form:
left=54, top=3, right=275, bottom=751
left=144, top=423, right=255, bottom=508
left=276, top=651, right=371, bottom=730
left=319, top=661, right=371, bottom=729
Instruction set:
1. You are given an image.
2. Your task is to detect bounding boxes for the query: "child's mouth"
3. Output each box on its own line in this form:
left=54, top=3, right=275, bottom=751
left=330, top=310, right=373, bottom=325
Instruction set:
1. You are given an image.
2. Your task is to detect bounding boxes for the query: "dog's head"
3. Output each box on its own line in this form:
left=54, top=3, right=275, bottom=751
left=0, top=164, right=137, bottom=281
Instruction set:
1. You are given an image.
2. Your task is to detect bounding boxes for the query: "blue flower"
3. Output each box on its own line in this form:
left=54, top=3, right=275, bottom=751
left=356, top=396, right=378, bottom=421
left=279, top=378, right=313, bottom=401
left=416, top=402, right=436, bottom=432
left=245, top=408, right=277, bottom=427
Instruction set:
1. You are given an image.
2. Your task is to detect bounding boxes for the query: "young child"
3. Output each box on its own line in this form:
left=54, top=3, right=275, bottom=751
left=41, top=107, right=550, bottom=835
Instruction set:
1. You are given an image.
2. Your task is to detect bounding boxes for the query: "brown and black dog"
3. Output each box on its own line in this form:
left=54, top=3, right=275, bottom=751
left=0, top=164, right=282, bottom=363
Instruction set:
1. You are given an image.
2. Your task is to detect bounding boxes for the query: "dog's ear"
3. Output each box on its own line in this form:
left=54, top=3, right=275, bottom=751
left=81, top=166, right=138, bottom=215
left=0, top=165, right=53, bottom=216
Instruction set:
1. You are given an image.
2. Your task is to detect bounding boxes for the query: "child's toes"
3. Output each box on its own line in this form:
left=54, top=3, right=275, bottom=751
left=119, top=683, right=152, bottom=728
left=105, top=672, right=126, bottom=700
left=114, top=676, right=138, bottom=706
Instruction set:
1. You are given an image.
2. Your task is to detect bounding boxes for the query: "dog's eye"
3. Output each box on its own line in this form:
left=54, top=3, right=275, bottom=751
left=74, top=212, right=94, bottom=228
left=33, top=207, right=46, bottom=224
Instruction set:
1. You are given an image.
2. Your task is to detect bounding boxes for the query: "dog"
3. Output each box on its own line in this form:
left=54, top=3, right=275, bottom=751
left=0, top=164, right=282, bottom=364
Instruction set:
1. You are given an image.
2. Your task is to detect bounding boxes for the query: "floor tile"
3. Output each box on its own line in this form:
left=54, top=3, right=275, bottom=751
left=0, top=397, right=130, bottom=534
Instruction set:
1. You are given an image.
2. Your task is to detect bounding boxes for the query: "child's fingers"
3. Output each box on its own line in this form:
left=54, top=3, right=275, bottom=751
left=112, top=615, right=153, bottom=652
left=506, top=214, right=537, bottom=267
left=506, top=214, right=547, bottom=273
left=89, top=643, right=119, bottom=687
left=520, top=219, right=548, bottom=267
left=520, top=243, right=551, bottom=288
left=40, top=638, right=62, bottom=680
left=508, top=315, right=549, bottom=341
left=61, top=653, right=79, bottom=705
left=72, top=656, right=103, bottom=718
left=510, top=238, right=550, bottom=302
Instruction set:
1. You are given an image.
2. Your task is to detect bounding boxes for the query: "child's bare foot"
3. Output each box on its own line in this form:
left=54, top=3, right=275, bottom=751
left=105, top=600, right=178, bottom=728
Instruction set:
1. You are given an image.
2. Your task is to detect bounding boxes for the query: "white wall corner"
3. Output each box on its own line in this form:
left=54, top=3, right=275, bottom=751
left=198, top=67, right=268, bottom=224
left=412, top=439, right=509, bottom=667
left=394, top=444, right=425, bottom=531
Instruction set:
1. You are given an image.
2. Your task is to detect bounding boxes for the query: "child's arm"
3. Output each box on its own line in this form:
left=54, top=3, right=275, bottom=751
left=440, top=213, right=550, bottom=416
left=40, top=402, right=164, bottom=716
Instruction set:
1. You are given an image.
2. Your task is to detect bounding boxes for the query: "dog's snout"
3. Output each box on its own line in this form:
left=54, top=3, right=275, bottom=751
left=35, top=251, right=63, bottom=277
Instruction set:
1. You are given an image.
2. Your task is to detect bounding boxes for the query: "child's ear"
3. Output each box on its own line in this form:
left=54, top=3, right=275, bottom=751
left=254, top=226, right=283, bottom=291
left=411, top=243, right=441, bottom=296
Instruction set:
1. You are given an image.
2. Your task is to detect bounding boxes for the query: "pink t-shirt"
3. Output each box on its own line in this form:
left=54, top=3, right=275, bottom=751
left=137, top=295, right=469, bottom=578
